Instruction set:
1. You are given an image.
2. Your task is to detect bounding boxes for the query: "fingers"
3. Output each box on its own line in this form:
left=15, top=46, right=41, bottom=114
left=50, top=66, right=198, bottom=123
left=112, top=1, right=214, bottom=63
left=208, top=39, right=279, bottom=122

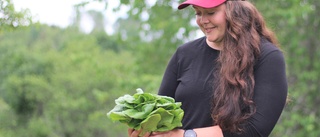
left=149, top=131, right=167, bottom=137
left=142, top=132, right=151, bottom=137
left=151, top=132, right=163, bottom=135
left=128, top=128, right=140, bottom=137
left=128, top=128, right=134, bottom=135
left=128, top=128, right=151, bottom=137
left=149, top=133, right=161, bottom=137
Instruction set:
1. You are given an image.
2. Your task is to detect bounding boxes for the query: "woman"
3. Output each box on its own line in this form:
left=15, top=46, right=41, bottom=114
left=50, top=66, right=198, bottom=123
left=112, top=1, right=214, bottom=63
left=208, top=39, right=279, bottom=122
left=129, top=0, right=288, bottom=136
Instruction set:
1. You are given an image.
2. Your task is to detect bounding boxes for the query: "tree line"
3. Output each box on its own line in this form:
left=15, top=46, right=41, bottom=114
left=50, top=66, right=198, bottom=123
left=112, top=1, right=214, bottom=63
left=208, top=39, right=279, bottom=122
left=0, top=0, right=319, bottom=136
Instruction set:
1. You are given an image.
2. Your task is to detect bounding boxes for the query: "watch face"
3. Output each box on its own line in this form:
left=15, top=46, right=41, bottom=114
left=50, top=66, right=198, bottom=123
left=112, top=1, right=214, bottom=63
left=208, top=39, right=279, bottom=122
left=184, top=129, right=197, bottom=137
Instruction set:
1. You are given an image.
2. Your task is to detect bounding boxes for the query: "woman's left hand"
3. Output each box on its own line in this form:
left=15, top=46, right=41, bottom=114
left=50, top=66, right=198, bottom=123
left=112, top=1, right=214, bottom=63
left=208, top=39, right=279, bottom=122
left=150, top=129, right=184, bottom=137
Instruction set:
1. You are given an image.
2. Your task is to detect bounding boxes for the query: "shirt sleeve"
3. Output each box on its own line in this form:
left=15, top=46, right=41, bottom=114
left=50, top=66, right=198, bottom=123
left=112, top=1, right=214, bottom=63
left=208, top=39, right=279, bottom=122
left=158, top=50, right=179, bottom=98
left=224, top=50, right=288, bottom=137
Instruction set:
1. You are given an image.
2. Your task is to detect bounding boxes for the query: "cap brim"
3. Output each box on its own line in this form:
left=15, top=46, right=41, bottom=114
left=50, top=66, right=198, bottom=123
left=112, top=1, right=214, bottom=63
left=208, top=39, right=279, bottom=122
left=178, top=0, right=227, bottom=10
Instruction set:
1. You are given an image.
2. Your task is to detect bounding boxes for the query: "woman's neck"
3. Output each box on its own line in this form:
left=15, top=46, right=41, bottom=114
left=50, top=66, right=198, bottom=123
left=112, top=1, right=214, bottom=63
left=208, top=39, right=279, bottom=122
left=206, top=38, right=223, bottom=50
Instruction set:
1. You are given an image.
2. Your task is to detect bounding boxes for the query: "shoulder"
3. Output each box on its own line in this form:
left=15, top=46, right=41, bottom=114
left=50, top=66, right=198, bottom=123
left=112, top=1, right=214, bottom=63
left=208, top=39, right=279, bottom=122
left=255, top=38, right=285, bottom=69
left=171, top=36, right=207, bottom=63
left=259, top=38, right=281, bottom=56
left=176, top=36, right=206, bottom=53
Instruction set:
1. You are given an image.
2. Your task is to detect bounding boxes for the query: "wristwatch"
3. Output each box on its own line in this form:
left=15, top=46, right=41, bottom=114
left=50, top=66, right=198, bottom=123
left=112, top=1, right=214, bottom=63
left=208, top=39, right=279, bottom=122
left=184, top=129, right=197, bottom=137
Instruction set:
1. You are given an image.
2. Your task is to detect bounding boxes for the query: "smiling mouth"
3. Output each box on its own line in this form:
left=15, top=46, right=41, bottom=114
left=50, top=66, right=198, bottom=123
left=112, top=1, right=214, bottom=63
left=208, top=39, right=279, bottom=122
left=204, top=27, right=216, bottom=32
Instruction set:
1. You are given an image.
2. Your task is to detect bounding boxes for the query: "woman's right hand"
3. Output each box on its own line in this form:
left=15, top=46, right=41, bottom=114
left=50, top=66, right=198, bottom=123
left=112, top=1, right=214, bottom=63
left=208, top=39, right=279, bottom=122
left=128, top=128, right=151, bottom=137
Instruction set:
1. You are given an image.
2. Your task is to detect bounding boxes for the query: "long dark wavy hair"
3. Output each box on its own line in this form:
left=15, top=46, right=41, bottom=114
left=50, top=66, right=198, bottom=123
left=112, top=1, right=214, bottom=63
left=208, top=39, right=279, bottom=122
left=211, top=0, right=279, bottom=133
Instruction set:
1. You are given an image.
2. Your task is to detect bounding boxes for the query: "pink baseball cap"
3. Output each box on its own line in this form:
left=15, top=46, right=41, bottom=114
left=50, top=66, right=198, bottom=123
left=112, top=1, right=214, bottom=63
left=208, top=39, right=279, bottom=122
left=178, top=0, right=227, bottom=10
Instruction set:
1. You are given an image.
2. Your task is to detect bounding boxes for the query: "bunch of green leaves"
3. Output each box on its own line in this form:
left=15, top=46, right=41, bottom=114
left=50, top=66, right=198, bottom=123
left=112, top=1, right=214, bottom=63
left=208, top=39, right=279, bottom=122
left=107, top=88, right=184, bottom=136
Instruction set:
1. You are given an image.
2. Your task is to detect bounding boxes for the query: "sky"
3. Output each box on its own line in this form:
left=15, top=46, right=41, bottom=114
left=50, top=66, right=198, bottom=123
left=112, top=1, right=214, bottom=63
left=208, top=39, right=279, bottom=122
left=12, top=0, right=128, bottom=34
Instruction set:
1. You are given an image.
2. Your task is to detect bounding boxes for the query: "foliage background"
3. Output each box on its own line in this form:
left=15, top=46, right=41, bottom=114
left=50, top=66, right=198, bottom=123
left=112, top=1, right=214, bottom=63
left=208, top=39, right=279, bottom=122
left=0, top=0, right=319, bottom=137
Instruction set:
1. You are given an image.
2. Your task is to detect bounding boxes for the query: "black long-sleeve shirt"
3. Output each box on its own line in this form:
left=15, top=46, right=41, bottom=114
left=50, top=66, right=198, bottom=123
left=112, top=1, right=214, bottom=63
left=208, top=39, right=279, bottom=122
left=158, top=36, right=288, bottom=137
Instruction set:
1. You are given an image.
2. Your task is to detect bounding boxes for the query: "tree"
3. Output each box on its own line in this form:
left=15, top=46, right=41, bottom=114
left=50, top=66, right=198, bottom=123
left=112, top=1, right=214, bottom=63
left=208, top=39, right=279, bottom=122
left=0, top=24, right=137, bottom=137
left=0, top=0, right=32, bottom=32
left=1, top=0, right=319, bottom=136
left=110, top=0, right=199, bottom=75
